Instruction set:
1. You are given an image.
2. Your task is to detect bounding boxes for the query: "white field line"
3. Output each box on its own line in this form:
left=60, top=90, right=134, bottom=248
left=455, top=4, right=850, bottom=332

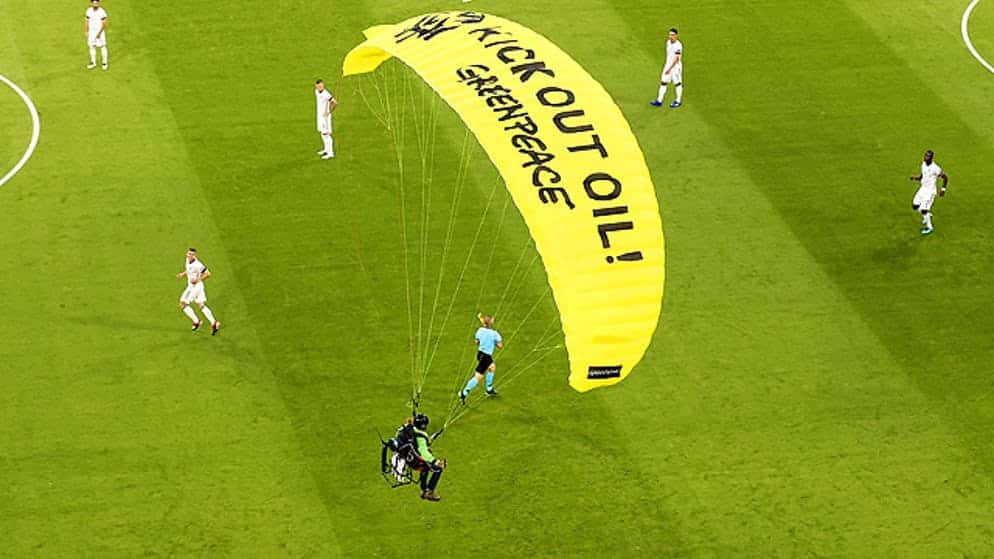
left=0, top=74, right=41, bottom=188
left=962, top=0, right=994, bottom=73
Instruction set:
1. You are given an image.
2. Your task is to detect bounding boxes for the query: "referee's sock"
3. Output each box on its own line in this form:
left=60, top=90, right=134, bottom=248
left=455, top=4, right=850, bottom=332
left=461, top=376, right=478, bottom=396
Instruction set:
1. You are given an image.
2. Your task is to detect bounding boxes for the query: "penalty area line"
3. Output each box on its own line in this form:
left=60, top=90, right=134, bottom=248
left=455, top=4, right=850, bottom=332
left=0, top=74, right=41, bottom=189
left=962, top=0, right=994, bottom=73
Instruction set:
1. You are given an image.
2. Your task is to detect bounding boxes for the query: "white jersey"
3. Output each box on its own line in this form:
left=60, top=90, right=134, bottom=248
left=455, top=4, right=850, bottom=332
left=920, top=161, right=943, bottom=190
left=316, top=89, right=334, bottom=119
left=185, top=258, right=208, bottom=287
left=86, top=7, right=108, bottom=36
left=665, top=39, right=683, bottom=70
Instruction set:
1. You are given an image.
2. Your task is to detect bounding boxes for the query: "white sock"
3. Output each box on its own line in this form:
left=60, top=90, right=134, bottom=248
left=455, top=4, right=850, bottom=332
left=101, top=47, right=108, bottom=65
left=656, top=85, right=667, bottom=103
left=676, top=85, right=683, bottom=102
left=924, top=213, right=933, bottom=229
left=324, top=134, right=334, bottom=155
left=89, top=47, right=97, bottom=64
left=200, top=305, right=217, bottom=325
left=182, top=306, right=199, bottom=323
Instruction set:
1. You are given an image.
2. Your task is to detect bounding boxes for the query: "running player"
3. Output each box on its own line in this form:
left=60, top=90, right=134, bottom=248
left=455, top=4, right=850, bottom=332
left=459, top=314, right=503, bottom=403
left=176, top=248, right=221, bottom=335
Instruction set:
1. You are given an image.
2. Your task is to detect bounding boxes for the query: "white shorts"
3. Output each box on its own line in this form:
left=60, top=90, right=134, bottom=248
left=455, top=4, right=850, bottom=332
left=390, top=454, right=407, bottom=481
left=180, top=283, right=207, bottom=305
left=317, top=116, right=332, bottom=135
left=87, top=33, right=106, bottom=48
left=913, top=185, right=937, bottom=212
left=661, top=66, right=683, bottom=84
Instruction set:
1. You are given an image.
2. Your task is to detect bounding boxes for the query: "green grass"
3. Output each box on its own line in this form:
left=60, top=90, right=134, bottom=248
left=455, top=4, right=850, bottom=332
left=2, top=1, right=994, bottom=557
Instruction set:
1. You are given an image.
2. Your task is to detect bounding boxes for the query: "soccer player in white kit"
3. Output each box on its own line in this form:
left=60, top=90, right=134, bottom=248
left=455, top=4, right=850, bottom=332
left=176, top=248, right=221, bottom=335
left=651, top=28, right=683, bottom=108
left=315, top=80, right=338, bottom=160
left=84, top=0, right=109, bottom=70
left=909, top=150, right=949, bottom=235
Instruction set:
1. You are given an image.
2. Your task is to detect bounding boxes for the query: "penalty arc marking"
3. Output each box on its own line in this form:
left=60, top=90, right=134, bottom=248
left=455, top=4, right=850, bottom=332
left=0, top=74, right=41, bottom=189
left=962, top=0, right=994, bottom=73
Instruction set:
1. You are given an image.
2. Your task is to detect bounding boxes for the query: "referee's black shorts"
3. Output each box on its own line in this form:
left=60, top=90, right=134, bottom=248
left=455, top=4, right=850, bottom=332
left=475, top=351, right=494, bottom=374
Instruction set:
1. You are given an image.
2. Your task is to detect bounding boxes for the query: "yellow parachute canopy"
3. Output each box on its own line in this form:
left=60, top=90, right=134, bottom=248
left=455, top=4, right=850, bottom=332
left=343, top=11, right=665, bottom=392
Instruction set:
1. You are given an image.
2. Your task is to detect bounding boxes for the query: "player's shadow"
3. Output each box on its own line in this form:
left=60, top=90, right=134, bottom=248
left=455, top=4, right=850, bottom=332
left=869, top=235, right=921, bottom=270
left=64, top=313, right=184, bottom=335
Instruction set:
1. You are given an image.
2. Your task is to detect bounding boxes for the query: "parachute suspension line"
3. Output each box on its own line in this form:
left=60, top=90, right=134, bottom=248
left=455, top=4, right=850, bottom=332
left=446, top=334, right=565, bottom=429
left=411, top=74, right=437, bottom=408
left=441, top=201, right=559, bottom=427
left=441, top=323, right=485, bottom=422
left=373, top=66, right=419, bottom=407
left=493, top=249, right=544, bottom=324
left=414, top=129, right=476, bottom=398
left=472, top=193, right=513, bottom=311
left=489, top=343, right=565, bottom=394
left=442, top=312, right=563, bottom=430
left=346, top=79, right=391, bottom=324
left=444, top=345, right=564, bottom=430
left=420, top=175, right=501, bottom=398
left=534, top=314, right=565, bottom=349
left=439, top=191, right=514, bottom=422
left=496, top=282, right=566, bottom=393
left=422, top=184, right=490, bottom=389
left=417, top=129, right=469, bottom=377
left=490, top=237, right=539, bottom=322
left=513, top=315, right=565, bottom=365
left=356, top=65, right=563, bottom=416
left=360, top=67, right=424, bottom=403
left=501, top=283, right=553, bottom=350
left=410, top=74, right=463, bottom=405
left=353, top=73, right=390, bottom=132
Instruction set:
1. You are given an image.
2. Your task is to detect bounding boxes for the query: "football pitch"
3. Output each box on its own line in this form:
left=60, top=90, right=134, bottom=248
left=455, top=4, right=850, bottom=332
left=3, top=1, right=994, bottom=557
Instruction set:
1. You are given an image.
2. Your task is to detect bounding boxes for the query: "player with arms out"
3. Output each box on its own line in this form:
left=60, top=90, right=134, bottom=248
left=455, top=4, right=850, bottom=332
left=85, top=0, right=109, bottom=70
left=910, top=150, right=949, bottom=235
left=650, top=28, right=683, bottom=108
left=315, top=80, right=338, bottom=160
left=176, top=248, right=221, bottom=335
left=459, top=314, right=503, bottom=404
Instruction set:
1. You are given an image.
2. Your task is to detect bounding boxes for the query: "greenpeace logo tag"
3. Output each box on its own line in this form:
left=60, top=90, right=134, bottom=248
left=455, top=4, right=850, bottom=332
left=587, top=365, right=622, bottom=380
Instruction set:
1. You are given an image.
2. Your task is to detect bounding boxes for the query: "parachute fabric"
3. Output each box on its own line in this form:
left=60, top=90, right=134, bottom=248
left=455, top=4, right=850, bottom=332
left=343, top=11, right=665, bottom=392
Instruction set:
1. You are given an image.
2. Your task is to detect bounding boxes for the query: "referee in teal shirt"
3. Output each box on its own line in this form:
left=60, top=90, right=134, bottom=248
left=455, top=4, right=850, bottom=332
left=459, top=314, right=503, bottom=403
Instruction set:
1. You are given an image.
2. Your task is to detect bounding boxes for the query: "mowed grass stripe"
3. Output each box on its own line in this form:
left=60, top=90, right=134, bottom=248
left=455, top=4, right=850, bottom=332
left=129, top=0, right=395, bottom=552
left=4, top=2, right=992, bottom=558
left=1, top=4, right=342, bottom=556
left=0, top=79, right=30, bottom=180
left=961, top=0, right=994, bottom=74
left=295, top=3, right=688, bottom=556
left=607, top=1, right=993, bottom=555
left=129, top=0, right=695, bottom=555
left=845, top=0, right=994, bottom=471
left=0, top=10, right=33, bottom=183
left=690, top=0, right=994, bottom=480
